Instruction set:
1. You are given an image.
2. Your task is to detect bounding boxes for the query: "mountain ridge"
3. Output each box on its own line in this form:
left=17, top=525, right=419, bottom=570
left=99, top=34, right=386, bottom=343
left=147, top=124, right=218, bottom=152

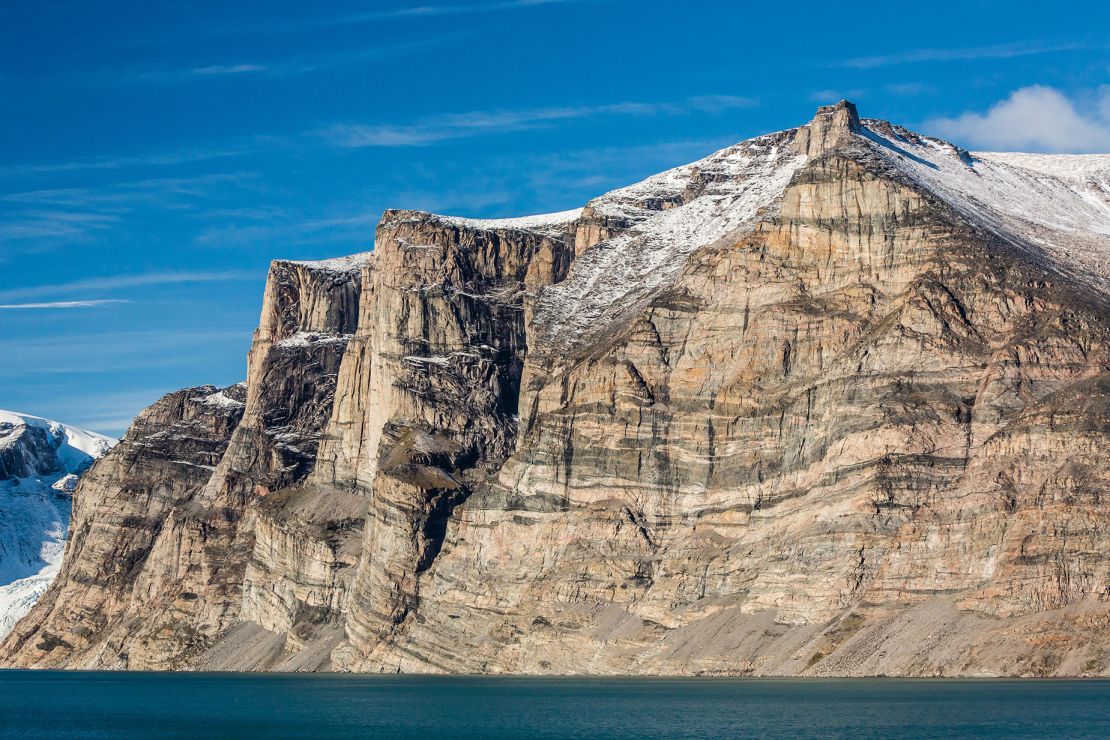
left=4, top=101, right=1110, bottom=676
left=0, top=410, right=114, bottom=638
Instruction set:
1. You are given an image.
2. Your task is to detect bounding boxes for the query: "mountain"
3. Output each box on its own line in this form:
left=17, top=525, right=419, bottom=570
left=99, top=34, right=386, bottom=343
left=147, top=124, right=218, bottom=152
left=0, top=410, right=114, bottom=638
left=3, top=101, right=1110, bottom=676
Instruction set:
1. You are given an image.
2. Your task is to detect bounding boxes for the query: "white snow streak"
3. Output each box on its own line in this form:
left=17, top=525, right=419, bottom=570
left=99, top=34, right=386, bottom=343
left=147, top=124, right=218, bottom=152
left=532, top=130, right=805, bottom=353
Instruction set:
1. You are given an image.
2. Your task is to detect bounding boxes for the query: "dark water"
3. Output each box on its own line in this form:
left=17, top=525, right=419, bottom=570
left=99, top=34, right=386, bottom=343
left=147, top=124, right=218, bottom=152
left=3, top=671, right=1110, bottom=738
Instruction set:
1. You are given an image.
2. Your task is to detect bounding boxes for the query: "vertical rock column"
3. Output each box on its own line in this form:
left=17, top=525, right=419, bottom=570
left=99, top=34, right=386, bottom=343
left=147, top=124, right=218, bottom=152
left=150, top=257, right=368, bottom=662
left=198, top=257, right=365, bottom=511
left=333, top=211, right=576, bottom=666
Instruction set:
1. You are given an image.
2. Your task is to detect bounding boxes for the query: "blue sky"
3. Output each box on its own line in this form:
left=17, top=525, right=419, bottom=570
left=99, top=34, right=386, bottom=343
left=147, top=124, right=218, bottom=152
left=2, top=0, right=1109, bottom=437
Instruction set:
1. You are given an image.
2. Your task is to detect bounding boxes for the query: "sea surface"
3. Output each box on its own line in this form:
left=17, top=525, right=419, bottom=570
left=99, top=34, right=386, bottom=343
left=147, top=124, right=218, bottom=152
left=3, top=671, right=1110, bottom=738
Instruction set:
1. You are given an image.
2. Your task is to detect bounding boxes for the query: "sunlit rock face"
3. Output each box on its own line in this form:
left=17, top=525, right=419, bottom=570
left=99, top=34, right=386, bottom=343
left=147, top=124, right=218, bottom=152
left=6, top=102, right=1110, bottom=677
left=0, top=257, right=363, bottom=669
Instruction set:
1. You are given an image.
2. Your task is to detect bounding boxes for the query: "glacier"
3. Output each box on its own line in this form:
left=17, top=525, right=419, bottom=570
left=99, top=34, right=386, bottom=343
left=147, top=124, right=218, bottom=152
left=0, top=410, right=114, bottom=638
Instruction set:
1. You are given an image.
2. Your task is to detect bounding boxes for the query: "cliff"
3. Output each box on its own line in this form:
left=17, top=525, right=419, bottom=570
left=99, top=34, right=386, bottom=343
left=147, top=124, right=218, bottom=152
left=5, top=102, right=1110, bottom=676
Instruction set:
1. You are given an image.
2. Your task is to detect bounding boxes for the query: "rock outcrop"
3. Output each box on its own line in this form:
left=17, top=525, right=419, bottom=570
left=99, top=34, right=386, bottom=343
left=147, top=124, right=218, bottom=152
left=1, top=256, right=364, bottom=669
left=5, top=102, right=1110, bottom=676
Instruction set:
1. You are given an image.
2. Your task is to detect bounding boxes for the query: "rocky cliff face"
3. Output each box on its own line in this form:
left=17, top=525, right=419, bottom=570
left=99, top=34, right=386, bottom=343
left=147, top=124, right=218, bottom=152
left=0, top=257, right=364, bottom=669
left=5, top=102, right=1110, bottom=676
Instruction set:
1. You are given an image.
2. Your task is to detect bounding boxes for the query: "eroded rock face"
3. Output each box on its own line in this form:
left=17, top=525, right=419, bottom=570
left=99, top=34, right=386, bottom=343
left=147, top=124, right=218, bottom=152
left=6, top=102, right=1110, bottom=676
left=324, top=211, right=577, bottom=659
left=349, top=144, right=1109, bottom=676
left=0, top=385, right=246, bottom=666
left=0, top=257, right=365, bottom=669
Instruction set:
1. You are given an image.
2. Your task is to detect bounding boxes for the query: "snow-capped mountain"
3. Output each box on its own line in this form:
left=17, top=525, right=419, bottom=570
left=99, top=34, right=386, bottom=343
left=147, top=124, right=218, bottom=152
left=6, top=102, right=1110, bottom=676
left=0, top=410, right=115, bottom=637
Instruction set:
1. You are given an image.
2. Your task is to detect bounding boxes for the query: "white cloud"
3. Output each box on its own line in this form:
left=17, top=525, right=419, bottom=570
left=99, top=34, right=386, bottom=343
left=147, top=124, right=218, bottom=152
left=0, top=173, right=260, bottom=253
left=926, top=86, right=1110, bottom=153
left=0, top=329, right=249, bottom=380
left=194, top=212, right=380, bottom=248
left=117, top=35, right=463, bottom=86
left=0, top=300, right=130, bottom=310
left=0, top=210, right=120, bottom=241
left=332, top=0, right=578, bottom=23
left=2, top=92, right=752, bottom=178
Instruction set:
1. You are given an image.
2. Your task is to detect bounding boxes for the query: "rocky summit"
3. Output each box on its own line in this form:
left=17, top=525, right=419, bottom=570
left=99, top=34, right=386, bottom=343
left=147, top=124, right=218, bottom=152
left=4, top=102, right=1110, bottom=676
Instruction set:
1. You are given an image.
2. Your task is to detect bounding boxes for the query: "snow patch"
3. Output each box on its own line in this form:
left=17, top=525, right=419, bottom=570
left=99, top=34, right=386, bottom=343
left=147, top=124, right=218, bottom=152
left=403, top=355, right=451, bottom=367
left=973, top=152, right=1110, bottom=182
left=436, top=208, right=583, bottom=232
left=383, top=208, right=583, bottom=238
left=199, top=390, right=245, bottom=410
left=857, top=121, right=1110, bottom=290
left=50, top=473, right=80, bottom=493
left=286, top=252, right=373, bottom=273
left=275, top=331, right=353, bottom=348
left=532, top=130, right=805, bottom=355
left=0, top=412, right=115, bottom=639
left=0, top=409, right=114, bottom=472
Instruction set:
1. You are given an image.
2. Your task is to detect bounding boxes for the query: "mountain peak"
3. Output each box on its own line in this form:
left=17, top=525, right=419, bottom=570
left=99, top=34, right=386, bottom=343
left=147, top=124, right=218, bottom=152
left=0, top=410, right=114, bottom=478
left=793, top=99, right=861, bottom=156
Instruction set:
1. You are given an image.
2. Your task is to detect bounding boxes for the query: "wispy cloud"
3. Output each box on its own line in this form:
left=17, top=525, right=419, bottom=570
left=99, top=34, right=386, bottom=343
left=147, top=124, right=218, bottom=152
left=192, top=63, right=267, bottom=76
left=0, top=173, right=260, bottom=250
left=886, top=82, right=933, bottom=97
left=2, top=93, right=752, bottom=179
left=121, top=62, right=268, bottom=83
left=211, top=0, right=590, bottom=35
left=1, top=172, right=257, bottom=206
left=926, top=85, right=1110, bottom=153
left=835, top=40, right=1096, bottom=69
left=809, top=88, right=865, bottom=104
left=0, top=140, right=278, bottom=178
left=194, top=211, right=380, bottom=249
left=323, top=95, right=757, bottom=147
left=0, top=329, right=250, bottom=379
left=0, top=299, right=130, bottom=310
left=0, top=210, right=120, bottom=241
left=119, top=35, right=462, bottom=86
left=0, top=271, right=258, bottom=303
left=333, top=0, right=581, bottom=23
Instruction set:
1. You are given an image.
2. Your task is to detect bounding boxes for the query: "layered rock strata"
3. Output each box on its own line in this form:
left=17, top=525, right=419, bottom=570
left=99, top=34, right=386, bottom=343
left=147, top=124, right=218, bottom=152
left=2, top=257, right=364, bottom=668
left=5, top=102, right=1110, bottom=676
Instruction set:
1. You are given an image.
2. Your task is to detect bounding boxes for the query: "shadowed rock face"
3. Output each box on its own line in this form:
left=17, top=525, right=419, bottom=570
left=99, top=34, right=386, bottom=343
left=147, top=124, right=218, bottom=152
left=5, top=102, right=1110, bottom=676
